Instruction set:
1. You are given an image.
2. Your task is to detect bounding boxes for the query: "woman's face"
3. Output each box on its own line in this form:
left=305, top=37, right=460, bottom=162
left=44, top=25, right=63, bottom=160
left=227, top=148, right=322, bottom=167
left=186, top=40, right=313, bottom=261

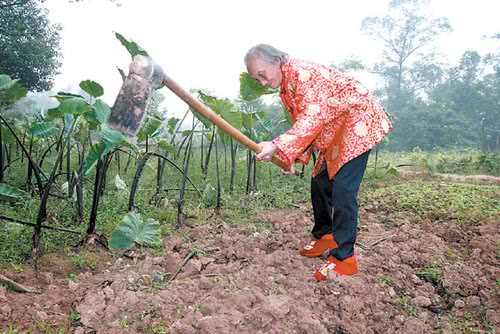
left=247, top=56, right=282, bottom=89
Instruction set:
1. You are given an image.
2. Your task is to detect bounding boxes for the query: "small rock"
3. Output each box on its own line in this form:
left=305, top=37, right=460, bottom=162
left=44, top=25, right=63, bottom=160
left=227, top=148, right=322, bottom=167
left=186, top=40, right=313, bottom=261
left=388, top=287, right=397, bottom=298
left=0, top=286, right=7, bottom=301
left=68, top=280, right=79, bottom=291
left=412, top=296, right=432, bottom=307
left=41, top=272, right=54, bottom=283
left=454, top=299, right=465, bottom=308
left=73, top=327, right=86, bottom=334
left=0, top=305, right=12, bottom=316
left=36, top=310, right=48, bottom=321
left=466, top=295, right=481, bottom=307
left=152, top=257, right=164, bottom=265
left=412, top=274, right=423, bottom=285
left=80, top=271, right=92, bottom=279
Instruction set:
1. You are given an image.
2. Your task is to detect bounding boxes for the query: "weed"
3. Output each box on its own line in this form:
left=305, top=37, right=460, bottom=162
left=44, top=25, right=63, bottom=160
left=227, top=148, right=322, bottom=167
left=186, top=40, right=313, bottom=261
left=119, top=316, right=130, bottom=329
left=417, top=263, right=443, bottom=286
left=2, top=325, right=33, bottom=334
left=175, top=304, right=185, bottom=318
left=396, top=295, right=417, bottom=317
left=379, top=275, right=396, bottom=287
left=144, top=325, right=167, bottom=334
left=67, top=311, right=81, bottom=325
left=64, top=273, right=78, bottom=282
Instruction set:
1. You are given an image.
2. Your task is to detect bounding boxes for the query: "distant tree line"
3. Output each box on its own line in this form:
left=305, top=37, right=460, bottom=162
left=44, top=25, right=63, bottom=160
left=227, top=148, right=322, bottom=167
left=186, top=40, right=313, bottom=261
left=359, top=0, right=499, bottom=153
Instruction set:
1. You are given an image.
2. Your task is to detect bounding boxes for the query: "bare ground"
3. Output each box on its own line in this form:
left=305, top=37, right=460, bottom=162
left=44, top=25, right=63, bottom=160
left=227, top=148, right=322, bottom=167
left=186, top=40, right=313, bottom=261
left=1, top=203, right=499, bottom=333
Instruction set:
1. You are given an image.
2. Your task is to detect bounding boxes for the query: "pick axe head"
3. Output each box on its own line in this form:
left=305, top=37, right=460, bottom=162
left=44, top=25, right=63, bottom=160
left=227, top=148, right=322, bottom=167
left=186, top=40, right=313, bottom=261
left=108, top=55, right=164, bottom=135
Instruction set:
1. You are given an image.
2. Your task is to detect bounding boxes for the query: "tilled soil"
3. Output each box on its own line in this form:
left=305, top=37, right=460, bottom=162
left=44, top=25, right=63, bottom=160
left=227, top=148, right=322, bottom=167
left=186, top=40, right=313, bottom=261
left=1, top=205, right=498, bottom=333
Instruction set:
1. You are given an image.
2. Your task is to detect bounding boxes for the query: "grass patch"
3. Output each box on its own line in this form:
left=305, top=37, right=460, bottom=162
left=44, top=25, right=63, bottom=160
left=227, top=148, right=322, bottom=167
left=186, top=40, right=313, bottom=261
left=363, top=180, right=499, bottom=223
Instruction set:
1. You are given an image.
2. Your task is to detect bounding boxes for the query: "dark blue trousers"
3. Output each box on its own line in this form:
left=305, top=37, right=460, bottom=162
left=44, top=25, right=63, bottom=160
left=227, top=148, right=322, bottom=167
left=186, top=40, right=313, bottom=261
left=310, top=150, right=370, bottom=260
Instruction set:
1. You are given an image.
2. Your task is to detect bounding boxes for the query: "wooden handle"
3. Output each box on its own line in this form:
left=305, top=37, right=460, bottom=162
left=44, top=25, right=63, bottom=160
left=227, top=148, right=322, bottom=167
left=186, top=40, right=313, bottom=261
left=162, top=74, right=289, bottom=170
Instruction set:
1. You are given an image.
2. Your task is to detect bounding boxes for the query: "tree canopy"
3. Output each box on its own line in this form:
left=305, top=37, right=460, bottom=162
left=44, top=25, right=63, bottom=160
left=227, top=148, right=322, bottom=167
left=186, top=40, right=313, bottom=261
left=0, top=0, right=62, bottom=91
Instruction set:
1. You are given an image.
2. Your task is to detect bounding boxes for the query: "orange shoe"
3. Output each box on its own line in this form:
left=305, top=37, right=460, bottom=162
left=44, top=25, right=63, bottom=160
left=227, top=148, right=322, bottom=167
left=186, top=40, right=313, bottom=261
left=299, top=234, right=338, bottom=257
left=313, top=255, right=358, bottom=282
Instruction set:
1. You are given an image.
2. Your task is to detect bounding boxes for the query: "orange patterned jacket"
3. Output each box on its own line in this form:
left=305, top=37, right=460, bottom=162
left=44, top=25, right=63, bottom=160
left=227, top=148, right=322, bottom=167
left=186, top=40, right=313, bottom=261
left=272, top=59, right=393, bottom=180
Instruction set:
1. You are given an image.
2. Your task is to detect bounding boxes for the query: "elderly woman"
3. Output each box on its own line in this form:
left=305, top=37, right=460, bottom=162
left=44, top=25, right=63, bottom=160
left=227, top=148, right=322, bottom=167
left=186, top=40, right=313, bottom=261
left=246, top=44, right=392, bottom=281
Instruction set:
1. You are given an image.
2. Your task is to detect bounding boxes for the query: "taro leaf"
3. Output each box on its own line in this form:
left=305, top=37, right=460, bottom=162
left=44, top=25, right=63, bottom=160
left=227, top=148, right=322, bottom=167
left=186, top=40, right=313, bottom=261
left=58, top=97, right=92, bottom=115
left=0, top=76, right=27, bottom=104
left=100, top=124, right=126, bottom=155
left=167, top=117, right=180, bottom=134
left=202, top=183, right=217, bottom=207
left=46, top=107, right=62, bottom=120
left=83, top=109, right=100, bottom=129
left=137, top=115, right=162, bottom=143
left=79, top=80, right=104, bottom=98
left=158, top=139, right=177, bottom=154
left=239, top=72, right=273, bottom=101
left=190, top=107, right=212, bottom=129
left=181, top=130, right=192, bottom=137
left=115, top=32, right=149, bottom=59
left=207, top=100, right=241, bottom=145
left=53, top=92, right=84, bottom=103
left=29, top=121, right=59, bottom=138
left=61, top=181, right=69, bottom=196
left=94, top=100, right=110, bottom=123
left=109, top=212, right=161, bottom=249
left=83, top=143, right=102, bottom=176
left=258, top=116, right=273, bottom=133
left=0, top=183, right=28, bottom=202
left=63, top=114, right=74, bottom=130
left=85, top=99, right=111, bottom=127
left=115, top=174, right=128, bottom=192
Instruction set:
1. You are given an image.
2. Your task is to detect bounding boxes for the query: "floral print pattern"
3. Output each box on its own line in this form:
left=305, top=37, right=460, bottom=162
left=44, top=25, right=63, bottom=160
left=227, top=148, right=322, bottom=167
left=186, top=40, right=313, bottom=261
left=272, top=59, right=393, bottom=179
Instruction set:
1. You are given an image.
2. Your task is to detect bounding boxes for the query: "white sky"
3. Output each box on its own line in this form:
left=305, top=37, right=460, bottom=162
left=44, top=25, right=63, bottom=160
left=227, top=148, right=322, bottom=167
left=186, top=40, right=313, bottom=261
left=44, top=0, right=499, bottom=117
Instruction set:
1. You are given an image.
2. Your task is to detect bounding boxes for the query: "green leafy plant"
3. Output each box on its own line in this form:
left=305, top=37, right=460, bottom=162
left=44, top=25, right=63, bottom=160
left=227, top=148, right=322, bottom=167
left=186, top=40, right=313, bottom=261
left=109, top=212, right=162, bottom=249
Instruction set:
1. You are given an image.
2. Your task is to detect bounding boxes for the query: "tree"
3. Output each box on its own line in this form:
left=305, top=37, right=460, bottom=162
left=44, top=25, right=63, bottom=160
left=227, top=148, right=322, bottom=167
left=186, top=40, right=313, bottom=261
left=361, top=0, right=451, bottom=106
left=0, top=0, right=62, bottom=91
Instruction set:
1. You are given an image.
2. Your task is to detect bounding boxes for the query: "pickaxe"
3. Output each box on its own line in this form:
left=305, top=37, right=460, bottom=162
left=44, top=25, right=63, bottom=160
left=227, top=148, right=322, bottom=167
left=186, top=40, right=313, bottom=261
left=108, top=55, right=290, bottom=171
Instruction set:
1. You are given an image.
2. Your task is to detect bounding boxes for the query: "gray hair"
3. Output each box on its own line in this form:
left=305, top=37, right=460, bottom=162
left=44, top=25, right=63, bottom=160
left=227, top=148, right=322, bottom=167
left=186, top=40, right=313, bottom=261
left=244, top=44, right=289, bottom=67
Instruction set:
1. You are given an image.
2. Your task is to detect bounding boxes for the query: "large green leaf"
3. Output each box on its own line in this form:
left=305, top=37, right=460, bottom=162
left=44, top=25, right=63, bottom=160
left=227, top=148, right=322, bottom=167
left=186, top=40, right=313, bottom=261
left=94, top=99, right=110, bottom=123
left=109, top=212, right=161, bottom=249
left=158, top=139, right=177, bottom=154
left=53, top=92, right=84, bottom=103
left=190, top=107, right=212, bottom=129
left=83, top=143, right=102, bottom=176
left=167, top=117, right=180, bottom=134
left=79, top=80, right=104, bottom=98
left=137, top=115, right=162, bottom=143
left=100, top=124, right=126, bottom=155
left=239, top=72, right=273, bottom=101
left=46, top=107, right=62, bottom=120
left=0, top=183, right=28, bottom=202
left=115, top=32, right=149, bottom=59
left=0, top=76, right=27, bottom=104
left=202, top=183, right=217, bottom=207
left=58, top=97, right=92, bottom=115
left=29, top=121, right=59, bottom=138
left=213, top=102, right=242, bottom=145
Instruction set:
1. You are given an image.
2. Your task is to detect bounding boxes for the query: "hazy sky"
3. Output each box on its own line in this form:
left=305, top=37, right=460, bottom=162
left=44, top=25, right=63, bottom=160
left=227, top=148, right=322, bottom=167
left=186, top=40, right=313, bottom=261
left=44, top=0, right=499, bottom=117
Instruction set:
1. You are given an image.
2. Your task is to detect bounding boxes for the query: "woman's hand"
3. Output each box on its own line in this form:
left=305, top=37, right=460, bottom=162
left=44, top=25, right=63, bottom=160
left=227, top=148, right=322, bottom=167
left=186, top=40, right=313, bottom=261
left=280, top=164, right=297, bottom=176
left=256, top=141, right=278, bottom=162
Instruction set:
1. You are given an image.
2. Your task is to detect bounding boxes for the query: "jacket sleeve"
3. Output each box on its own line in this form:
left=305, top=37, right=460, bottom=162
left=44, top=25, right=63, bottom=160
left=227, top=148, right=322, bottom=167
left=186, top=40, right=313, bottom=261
left=272, top=76, right=328, bottom=166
